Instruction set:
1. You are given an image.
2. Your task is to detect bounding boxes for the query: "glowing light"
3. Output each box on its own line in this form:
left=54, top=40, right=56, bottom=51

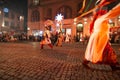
left=74, top=18, right=77, bottom=25
left=20, top=16, right=24, bottom=21
left=74, top=18, right=77, bottom=22
left=2, top=22, right=4, bottom=27
left=74, top=22, right=76, bottom=25
left=3, top=8, right=9, bottom=13
left=109, top=19, right=113, bottom=23
left=118, top=19, right=120, bottom=22
left=56, top=23, right=59, bottom=26
left=40, top=31, right=43, bottom=34
left=0, top=11, right=1, bottom=14
left=55, top=14, right=63, bottom=22
left=78, top=24, right=83, bottom=27
left=118, top=15, right=120, bottom=18
left=84, top=21, right=87, bottom=24
left=27, top=27, right=30, bottom=30
left=118, top=16, right=120, bottom=22
left=83, top=18, right=87, bottom=21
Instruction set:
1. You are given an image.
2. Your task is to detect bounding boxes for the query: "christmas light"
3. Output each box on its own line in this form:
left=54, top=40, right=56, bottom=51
left=55, top=14, right=63, bottom=22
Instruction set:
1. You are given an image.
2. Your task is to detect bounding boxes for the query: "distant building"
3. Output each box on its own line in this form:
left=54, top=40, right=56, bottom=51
left=0, top=7, right=24, bottom=34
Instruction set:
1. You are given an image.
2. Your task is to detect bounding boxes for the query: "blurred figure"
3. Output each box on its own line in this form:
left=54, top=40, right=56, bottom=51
left=65, top=34, right=71, bottom=43
left=83, top=0, right=120, bottom=70
left=114, top=34, right=120, bottom=43
left=40, top=27, right=53, bottom=49
left=56, top=34, right=63, bottom=47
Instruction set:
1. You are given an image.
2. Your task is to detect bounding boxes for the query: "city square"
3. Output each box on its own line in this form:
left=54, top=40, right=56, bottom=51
left=0, top=42, right=120, bottom=80
left=0, top=0, right=120, bottom=80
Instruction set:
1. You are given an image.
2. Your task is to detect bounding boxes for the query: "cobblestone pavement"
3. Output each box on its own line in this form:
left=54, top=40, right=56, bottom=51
left=0, top=42, right=120, bottom=80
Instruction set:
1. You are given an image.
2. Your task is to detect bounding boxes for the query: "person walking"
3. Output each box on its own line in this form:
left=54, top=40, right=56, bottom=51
left=82, top=0, right=120, bottom=70
left=40, top=27, right=53, bottom=49
left=56, top=34, right=63, bottom=47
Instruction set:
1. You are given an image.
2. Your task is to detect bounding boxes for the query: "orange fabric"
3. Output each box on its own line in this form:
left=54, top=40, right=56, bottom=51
left=102, top=42, right=117, bottom=64
left=85, top=3, right=120, bottom=63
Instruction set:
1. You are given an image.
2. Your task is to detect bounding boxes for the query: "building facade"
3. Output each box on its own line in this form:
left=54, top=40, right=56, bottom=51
left=0, top=7, right=24, bottom=35
left=27, top=0, right=86, bottom=37
left=27, top=0, right=120, bottom=41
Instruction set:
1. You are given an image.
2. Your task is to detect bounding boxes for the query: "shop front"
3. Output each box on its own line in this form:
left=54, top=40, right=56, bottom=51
left=76, top=23, right=83, bottom=42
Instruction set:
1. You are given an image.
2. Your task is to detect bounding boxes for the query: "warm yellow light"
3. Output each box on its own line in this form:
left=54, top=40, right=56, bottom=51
left=78, top=23, right=83, bottom=27
left=118, top=15, right=120, bottom=18
left=83, top=18, right=87, bottom=21
left=0, top=11, right=1, bottom=14
left=74, top=18, right=77, bottom=22
left=118, top=19, right=120, bottom=22
left=27, top=27, right=30, bottom=30
left=74, top=22, right=76, bottom=25
left=2, top=22, right=4, bottom=27
left=84, top=21, right=87, bottom=24
left=109, top=19, right=113, bottom=23
left=20, top=16, right=24, bottom=21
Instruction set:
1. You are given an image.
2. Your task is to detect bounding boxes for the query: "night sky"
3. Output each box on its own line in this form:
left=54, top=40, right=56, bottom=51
left=0, top=0, right=27, bottom=18
left=7, top=0, right=27, bottom=14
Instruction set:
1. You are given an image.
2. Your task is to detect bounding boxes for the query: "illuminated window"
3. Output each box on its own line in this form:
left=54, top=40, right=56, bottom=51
left=66, top=28, right=71, bottom=35
left=77, top=23, right=83, bottom=32
left=31, top=10, right=40, bottom=22
left=33, top=0, right=39, bottom=5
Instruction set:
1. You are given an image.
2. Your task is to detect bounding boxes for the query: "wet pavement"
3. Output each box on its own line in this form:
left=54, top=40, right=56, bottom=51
left=0, top=42, right=120, bottom=80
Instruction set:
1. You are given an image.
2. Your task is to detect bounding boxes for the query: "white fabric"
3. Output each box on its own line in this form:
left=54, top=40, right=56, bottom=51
left=85, top=3, right=120, bottom=63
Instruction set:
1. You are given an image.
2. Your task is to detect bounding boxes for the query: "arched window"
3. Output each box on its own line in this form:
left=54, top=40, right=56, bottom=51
left=57, top=5, right=72, bottom=19
left=33, top=0, right=40, bottom=5
left=31, top=10, right=40, bottom=22
left=76, top=22, right=84, bottom=42
left=77, top=23, right=83, bottom=32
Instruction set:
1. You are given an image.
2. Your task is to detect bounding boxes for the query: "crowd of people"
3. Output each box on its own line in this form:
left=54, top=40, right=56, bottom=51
left=0, top=33, right=27, bottom=42
left=39, top=27, right=73, bottom=49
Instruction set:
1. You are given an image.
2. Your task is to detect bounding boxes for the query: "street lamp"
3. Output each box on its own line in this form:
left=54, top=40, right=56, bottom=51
left=55, top=13, right=63, bottom=32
